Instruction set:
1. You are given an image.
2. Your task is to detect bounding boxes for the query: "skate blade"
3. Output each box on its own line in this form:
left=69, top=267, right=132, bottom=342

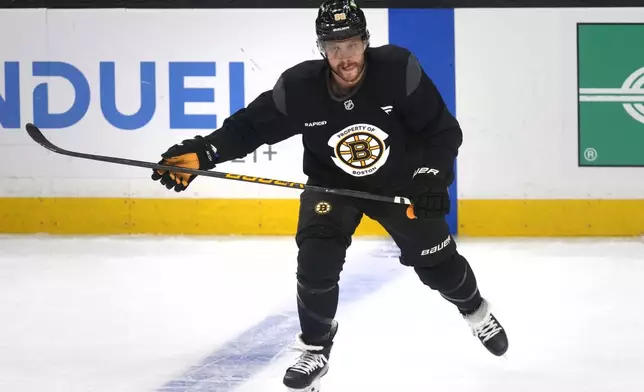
left=286, top=379, right=321, bottom=392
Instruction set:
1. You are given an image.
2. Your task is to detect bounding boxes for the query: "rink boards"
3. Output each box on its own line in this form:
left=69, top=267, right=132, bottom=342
left=1, top=8, right=643, bottom=236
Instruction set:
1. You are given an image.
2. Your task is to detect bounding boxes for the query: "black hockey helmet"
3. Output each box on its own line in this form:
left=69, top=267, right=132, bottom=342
left=315, top=0, right=370, bottom=44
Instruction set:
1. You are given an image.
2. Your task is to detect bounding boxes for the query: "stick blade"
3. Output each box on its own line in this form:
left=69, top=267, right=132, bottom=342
left=25, top=123, right=62, bottom=153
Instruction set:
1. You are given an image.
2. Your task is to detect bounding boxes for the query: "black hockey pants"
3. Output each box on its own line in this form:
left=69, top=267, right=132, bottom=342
left=294, top=189, right=483, bottom=345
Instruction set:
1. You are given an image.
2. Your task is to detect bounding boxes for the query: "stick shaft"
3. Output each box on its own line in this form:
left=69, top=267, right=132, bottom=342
left=24, top=123, right=412, bottom=205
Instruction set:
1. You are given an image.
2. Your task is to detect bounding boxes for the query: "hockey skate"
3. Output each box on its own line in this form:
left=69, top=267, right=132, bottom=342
left=282, top=322, right=337, bottom=392
left=464, top=299, right=508, bottom=356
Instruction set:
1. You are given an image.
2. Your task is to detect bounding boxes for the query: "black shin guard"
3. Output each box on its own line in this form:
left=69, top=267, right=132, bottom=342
left=293, top=190, right=362, bottom=346
left=295, top=227, right=349, bottom=345
left=414, top=252, right=482, bottom=314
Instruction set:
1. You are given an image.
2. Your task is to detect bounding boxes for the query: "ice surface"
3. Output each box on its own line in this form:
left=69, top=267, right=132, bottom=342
left=0, top=235, right=643, bottom=391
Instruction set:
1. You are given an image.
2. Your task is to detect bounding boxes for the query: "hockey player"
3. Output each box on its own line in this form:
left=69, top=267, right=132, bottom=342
left=151, top=0, right=508, bottom=390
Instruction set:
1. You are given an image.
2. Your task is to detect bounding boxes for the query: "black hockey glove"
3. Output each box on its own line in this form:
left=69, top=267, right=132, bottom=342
left=151, top=136, right=219, bottom=192
left=406, top=167, right=453, bottom=220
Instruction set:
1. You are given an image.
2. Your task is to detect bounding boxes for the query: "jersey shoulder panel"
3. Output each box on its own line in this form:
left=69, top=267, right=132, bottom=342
left=367, top=44, right=411, bottom=66
left=368, top=44, right=424, bottom=97
left=272, top=59, right=326, bottom=116
left=281, top=59, right=327, bottom=84
left=365, top=45, right=413, bottom=99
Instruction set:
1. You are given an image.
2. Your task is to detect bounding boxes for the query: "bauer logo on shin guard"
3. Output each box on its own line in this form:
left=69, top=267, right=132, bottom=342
left=421, top=235, right=452, bottom=256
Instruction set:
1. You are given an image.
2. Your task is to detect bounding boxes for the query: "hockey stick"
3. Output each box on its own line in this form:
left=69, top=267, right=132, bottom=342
left=24, top=123, right=412, bottom=206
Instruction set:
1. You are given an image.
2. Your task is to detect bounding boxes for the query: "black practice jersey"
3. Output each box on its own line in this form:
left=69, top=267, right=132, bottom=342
left=205, top=44, right=462, bottom=195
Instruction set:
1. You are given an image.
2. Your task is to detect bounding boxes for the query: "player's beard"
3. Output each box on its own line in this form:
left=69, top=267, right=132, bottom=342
left=332, top=58, right=365, bottom=85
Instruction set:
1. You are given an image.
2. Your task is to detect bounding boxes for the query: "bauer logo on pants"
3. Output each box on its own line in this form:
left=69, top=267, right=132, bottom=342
left=327, top=123, right=390, bottom=177
left=314, top=201, right=332, bottom=215
left=421, top=235, right=452, bottom=256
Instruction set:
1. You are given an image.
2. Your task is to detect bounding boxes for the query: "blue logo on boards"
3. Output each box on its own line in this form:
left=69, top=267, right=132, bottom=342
left=0, top=61, right=245, bottom=130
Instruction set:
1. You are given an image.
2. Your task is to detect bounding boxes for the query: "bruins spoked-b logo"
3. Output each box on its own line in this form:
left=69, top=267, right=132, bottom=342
left=314, top=201, right=332, bottom=215
left=327, top=123, right=390, bottom=177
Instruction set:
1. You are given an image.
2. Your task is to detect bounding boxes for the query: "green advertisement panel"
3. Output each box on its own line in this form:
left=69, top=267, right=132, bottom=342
left=578, top=23, right=644, bottom=166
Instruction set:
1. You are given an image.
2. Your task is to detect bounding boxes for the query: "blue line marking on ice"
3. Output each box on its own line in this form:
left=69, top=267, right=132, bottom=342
left=158, top=244, right=404, bottom=392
